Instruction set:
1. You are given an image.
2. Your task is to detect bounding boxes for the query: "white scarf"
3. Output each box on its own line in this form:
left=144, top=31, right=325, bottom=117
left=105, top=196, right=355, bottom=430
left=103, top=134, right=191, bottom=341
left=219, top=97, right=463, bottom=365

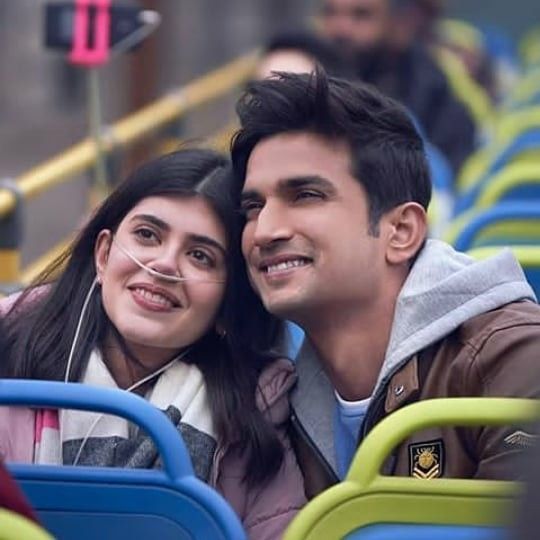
left=34, top=350, right=217, bottom=480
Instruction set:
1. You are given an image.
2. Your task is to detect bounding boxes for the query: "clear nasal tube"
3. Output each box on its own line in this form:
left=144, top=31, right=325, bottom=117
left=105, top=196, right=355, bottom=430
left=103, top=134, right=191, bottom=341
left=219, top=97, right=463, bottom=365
left=113, top=237, right=225, bottom=284
left=60, top=234, right=220, bottom=461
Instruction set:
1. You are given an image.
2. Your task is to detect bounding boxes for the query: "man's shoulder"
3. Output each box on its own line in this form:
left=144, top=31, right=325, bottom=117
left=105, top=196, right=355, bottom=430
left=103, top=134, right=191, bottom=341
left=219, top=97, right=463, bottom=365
left=438, top=301, right=540, bottom=388
left=457, top=301, right=540, bottom=347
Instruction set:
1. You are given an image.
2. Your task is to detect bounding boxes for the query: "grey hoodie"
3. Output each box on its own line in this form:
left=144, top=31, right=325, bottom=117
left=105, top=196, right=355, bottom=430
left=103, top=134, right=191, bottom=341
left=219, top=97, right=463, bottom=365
left=291, top=239, right=536, bottom=475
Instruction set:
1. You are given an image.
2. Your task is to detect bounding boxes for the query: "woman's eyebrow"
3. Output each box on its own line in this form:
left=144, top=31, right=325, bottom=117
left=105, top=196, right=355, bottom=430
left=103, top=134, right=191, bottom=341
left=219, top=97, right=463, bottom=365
left=130, top=214, right=170, bottom=231
left=129, top=215, right=226, bottom=255
left=187, top=234, right=227, bottom=256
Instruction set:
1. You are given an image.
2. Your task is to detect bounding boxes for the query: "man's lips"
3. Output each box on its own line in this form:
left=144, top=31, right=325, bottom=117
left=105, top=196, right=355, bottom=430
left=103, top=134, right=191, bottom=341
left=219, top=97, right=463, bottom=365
left=257, top=255, right=313, bottom=275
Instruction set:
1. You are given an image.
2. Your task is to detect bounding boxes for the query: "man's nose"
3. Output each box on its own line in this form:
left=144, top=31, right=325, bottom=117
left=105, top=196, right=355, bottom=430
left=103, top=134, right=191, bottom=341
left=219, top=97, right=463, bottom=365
left=252, top=201, right=294, bottom=248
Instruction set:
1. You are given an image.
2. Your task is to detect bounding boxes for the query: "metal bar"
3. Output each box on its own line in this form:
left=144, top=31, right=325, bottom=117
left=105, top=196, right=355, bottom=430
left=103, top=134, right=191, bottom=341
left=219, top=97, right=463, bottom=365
left=87, top=68, right=110, bottom=195
left=20, top=237, right=73, bottom=286
left=0, top=51, right=258, bottom=219
left=0, top=179, right=24, bottom=292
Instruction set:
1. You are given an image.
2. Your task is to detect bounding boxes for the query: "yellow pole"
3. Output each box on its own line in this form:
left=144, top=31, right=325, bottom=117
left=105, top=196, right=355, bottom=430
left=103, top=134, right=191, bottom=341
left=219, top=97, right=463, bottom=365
left=0, top=51, right=257, bottom=220
left=0, top=250, right=20, bottom=283
left=0, top=51, right=257, bottom=289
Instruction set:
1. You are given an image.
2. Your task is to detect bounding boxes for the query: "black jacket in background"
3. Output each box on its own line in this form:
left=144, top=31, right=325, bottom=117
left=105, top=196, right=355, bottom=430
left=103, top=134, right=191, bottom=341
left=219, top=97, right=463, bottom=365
left=358, top=44, right=477, bottom=176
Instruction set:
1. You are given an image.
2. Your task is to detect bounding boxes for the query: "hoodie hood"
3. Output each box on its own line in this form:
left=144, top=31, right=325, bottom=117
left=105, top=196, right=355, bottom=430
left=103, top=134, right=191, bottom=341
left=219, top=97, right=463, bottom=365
left=372, top=239, right=536, bottom=398
left=292, top=239, right=536, bottom=474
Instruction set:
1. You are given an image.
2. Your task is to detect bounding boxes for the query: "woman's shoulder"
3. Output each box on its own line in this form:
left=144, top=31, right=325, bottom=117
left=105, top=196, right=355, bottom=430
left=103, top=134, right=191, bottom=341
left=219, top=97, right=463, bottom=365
left=0, top=407, right=35, bottom=463
left=255, top=357, right=297, bottom=426
left=0, top=285, right=50, bottom=317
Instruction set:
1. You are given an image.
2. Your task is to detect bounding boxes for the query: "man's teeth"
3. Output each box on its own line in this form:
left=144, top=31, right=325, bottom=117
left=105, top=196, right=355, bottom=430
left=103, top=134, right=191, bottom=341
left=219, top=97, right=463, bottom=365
left=266, top=259, right=308, bottom=273
left=135, top=288, right=174, bottom=307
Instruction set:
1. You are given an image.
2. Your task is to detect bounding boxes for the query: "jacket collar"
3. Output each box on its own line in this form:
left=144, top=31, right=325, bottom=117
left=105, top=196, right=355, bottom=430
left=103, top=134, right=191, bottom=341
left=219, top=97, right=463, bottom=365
left=291, top=340, right=337, bottom=474
left=291, top=343, right=421, bottom=475
left=384, top=355, right=420, bottom=414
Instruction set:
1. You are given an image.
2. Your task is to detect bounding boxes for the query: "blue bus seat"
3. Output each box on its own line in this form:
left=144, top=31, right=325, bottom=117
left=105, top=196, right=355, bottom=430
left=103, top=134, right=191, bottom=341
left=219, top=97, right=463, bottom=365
left=344, top=523, right=505, bottom=540
left=444, top=201, right=540, bottom=251
left=455, top=133, right=540, bottom=215
left=0, top=379, right=246, bottom=540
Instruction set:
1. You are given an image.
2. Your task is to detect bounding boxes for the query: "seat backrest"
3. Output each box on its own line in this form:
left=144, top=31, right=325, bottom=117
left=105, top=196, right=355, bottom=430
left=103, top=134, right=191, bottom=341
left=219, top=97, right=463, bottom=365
left=455, top=151, right=540, bottom=215
left=0, top=379, right=246, bottom=540
left=344, top=523, right=505, bottom=540
left=444, top=201, right=540, bottom=251
left=457, top=108, right=540, bottom=194
left=284, top=397, right=538, bottom=540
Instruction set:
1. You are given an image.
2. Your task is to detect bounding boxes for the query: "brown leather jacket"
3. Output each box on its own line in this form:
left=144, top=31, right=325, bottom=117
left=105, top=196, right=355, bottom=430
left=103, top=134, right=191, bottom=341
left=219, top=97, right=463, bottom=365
left=290, top=242, right=540, bottom=498
left=293, top=301, right=540, bottom=497
left=373, top=301, right=540, bottom=480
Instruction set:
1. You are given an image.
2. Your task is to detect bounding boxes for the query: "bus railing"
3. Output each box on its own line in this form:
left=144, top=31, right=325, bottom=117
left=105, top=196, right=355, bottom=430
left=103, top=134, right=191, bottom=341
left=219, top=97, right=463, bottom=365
left=0, top=51, right=257, bottom=294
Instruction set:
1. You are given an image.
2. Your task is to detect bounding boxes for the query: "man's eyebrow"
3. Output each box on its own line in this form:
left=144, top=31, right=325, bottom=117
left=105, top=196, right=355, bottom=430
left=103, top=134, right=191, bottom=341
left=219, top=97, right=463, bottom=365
left=241, top=175, right=336, bottom=202
left=187, top=234, right=227, bottom=256
left=279, top=175, right=336, bottom=192
left=130, top=214, right=170, bottom=231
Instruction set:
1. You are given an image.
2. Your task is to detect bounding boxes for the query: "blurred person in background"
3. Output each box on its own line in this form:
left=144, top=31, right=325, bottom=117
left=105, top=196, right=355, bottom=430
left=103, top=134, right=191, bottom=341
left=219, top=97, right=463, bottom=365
left=317, top=0, right=477, bottom=175
left=394, top=0, right=498, bottom=101
left=255, top=30, right=347, bottom=80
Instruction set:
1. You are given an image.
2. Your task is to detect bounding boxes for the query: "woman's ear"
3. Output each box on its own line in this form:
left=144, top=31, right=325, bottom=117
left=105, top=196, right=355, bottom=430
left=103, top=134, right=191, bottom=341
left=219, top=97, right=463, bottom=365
left=94, top=230, right=112, bottom=283
left=385, top=203, right=427, bottom=265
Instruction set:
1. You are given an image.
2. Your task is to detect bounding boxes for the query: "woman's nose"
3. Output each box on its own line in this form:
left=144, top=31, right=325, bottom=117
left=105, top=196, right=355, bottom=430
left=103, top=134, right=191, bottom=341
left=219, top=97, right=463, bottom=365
left=148, top=249, right=182, bottom=280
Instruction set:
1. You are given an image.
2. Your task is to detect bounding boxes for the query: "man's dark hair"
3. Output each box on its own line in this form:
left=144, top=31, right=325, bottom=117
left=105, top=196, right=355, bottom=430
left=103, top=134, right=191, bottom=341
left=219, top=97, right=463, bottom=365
left=231, top=69, right=432, bottom=232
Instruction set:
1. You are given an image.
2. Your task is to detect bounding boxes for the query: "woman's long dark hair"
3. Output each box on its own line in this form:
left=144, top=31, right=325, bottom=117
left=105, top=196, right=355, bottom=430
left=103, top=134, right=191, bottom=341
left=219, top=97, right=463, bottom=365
left=3, top=148, right=285, bottom=487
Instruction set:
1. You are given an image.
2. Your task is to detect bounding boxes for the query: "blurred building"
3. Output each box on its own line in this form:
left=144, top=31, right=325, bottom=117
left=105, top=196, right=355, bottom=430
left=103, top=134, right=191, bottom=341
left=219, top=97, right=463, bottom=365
left=0, top=0, right=538, bottom=267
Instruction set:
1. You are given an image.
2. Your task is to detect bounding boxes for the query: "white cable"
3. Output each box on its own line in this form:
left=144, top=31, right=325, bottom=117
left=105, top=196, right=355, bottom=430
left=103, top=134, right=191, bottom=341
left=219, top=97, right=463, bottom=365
left=70, top=346, right=191, bottom=466
left=60, top=278, right=99, bottom=449
left=65, top=278, right=98, bottom=383
left=113, top=237, right=225, bottom=283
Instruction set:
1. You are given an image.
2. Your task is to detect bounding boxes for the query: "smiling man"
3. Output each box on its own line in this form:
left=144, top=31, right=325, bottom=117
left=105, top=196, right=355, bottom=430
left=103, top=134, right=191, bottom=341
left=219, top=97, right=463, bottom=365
left=231, top=70, right=540, bottom=496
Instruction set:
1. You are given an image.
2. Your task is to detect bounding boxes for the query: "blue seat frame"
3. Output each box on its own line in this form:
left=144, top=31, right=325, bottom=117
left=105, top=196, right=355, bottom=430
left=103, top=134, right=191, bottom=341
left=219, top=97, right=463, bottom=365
left=449, top=201, right=540, bottom=251
left=0, top=379, right=246, bottom=540
left=455, top=129, right=540, bottom=214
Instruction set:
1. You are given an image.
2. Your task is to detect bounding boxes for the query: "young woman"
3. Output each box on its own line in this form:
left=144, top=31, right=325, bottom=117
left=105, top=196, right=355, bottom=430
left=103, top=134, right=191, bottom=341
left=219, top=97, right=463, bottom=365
left=0, top=148, right=305, bottom=539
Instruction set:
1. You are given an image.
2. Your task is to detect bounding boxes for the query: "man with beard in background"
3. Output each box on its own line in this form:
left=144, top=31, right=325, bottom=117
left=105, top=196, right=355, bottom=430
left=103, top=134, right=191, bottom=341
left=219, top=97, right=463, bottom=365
left=317, top=0, right=476, bottom=176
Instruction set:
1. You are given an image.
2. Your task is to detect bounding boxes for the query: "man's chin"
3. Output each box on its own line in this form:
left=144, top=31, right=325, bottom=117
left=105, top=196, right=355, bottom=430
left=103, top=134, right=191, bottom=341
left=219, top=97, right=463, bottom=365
left=262, top=294, right=307, bottom=320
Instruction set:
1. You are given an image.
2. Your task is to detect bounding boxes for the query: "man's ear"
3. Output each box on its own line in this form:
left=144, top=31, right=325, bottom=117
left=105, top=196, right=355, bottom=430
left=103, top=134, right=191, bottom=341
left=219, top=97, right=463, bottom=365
left=384, top=203, right=427, bottom=265
left=94, top=230, right=112, bottom=283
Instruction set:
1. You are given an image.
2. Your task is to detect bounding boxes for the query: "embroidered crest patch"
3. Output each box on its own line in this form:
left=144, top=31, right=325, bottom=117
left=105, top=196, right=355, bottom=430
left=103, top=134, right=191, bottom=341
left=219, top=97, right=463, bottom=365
left=408, top=439, right=444, bottom=479
left=504, top=430, right=539, bottom=449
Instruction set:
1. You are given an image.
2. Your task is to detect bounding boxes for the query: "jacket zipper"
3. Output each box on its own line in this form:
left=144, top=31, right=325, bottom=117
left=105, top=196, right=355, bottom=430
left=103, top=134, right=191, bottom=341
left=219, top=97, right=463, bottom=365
left=358, top=381, right=407, bottom=476
left=290, top=411, right=339, bottom=484
left=359, top=387, right=387, bottom=443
